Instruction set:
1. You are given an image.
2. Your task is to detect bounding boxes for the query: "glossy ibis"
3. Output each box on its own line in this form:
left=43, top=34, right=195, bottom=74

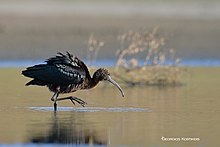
left=22, top=52, right=125, bottom=111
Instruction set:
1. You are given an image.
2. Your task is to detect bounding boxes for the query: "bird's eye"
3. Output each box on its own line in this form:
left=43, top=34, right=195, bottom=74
left=96, top=72, right=100, bottom=77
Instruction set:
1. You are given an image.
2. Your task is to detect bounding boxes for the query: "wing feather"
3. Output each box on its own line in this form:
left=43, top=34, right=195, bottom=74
left=22, top=52, right=87, bottom=86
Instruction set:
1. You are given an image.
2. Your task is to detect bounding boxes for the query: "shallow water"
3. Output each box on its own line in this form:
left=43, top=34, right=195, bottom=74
left=0, top=68, right=220, bottom=146
left=1, top=59, right=220, bottom=68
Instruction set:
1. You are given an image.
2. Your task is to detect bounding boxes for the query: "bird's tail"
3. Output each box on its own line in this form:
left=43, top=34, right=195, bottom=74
left=22, top=64, right=47, bottom=86
left=25, top=79, right=46, bottom=86
left=22, top=64, right=46, bottom=78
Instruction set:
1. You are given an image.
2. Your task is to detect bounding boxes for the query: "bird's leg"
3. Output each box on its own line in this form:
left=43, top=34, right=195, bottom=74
left=51, top=92, right=57, bottom=101
left=56, top=96, right=87, bottom=107
left=51, top=92, right=59, bottom=111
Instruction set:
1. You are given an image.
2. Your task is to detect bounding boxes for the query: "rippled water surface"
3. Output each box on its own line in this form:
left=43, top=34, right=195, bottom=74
left=0, top=68, right=220, bottom=147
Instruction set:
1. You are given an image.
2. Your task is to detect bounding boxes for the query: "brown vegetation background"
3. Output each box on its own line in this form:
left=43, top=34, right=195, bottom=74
left=0, top=0, right=219, bottom=60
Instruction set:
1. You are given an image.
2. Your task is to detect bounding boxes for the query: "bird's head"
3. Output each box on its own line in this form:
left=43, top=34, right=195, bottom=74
left=93, top=68, right=125, bottom=97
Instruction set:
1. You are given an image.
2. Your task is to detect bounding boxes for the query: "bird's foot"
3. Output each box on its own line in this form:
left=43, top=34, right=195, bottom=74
left=69, top=96, right=87, bottom=107
left=54, top=96, right=87, bottom=107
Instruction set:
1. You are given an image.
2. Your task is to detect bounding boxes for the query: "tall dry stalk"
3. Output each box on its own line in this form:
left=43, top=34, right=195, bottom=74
left=115, top=27, right=167, bottom=70
left=86, top=34, right=104, bottom=66
left=114, top=28, right=183, bottom=86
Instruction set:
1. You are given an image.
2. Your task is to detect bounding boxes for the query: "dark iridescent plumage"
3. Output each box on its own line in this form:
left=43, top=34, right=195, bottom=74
left=22, top=52, right=124, bottom=111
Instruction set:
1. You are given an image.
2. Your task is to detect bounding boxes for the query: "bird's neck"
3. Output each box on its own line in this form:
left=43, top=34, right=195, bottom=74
left=77, top=60, right=98, bottom=89
left=88, top=76, right=99, bottom=89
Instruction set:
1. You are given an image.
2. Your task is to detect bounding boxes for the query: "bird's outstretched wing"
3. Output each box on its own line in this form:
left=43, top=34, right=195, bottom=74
left=22, top=52, right=87, bottom=86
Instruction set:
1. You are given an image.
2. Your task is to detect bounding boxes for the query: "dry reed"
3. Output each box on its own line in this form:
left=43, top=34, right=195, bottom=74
left=86, top=34, right=104, bottom=66
left=113, top=28, right=183, bottom=86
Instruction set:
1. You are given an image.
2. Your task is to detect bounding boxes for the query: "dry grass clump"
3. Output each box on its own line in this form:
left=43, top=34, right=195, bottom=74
left=113, top=28, right=183, bottom=86
left=86, top=34, right=105, bottom=66
left=85, top=28, right=184, bottom=86
left=112, top=66, right=183, bottom=86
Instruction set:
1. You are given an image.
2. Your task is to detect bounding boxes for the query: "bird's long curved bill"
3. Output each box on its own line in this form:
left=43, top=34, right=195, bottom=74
left=107, top=76, right=125, bottom=97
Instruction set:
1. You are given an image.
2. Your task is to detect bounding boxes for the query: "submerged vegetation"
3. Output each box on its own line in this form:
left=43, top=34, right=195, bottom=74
left=87, top=28, right=184, bottom=86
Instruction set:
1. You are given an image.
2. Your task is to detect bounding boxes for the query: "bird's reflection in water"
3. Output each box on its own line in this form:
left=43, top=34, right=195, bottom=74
left=28, top=111, right=107, bottom=145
